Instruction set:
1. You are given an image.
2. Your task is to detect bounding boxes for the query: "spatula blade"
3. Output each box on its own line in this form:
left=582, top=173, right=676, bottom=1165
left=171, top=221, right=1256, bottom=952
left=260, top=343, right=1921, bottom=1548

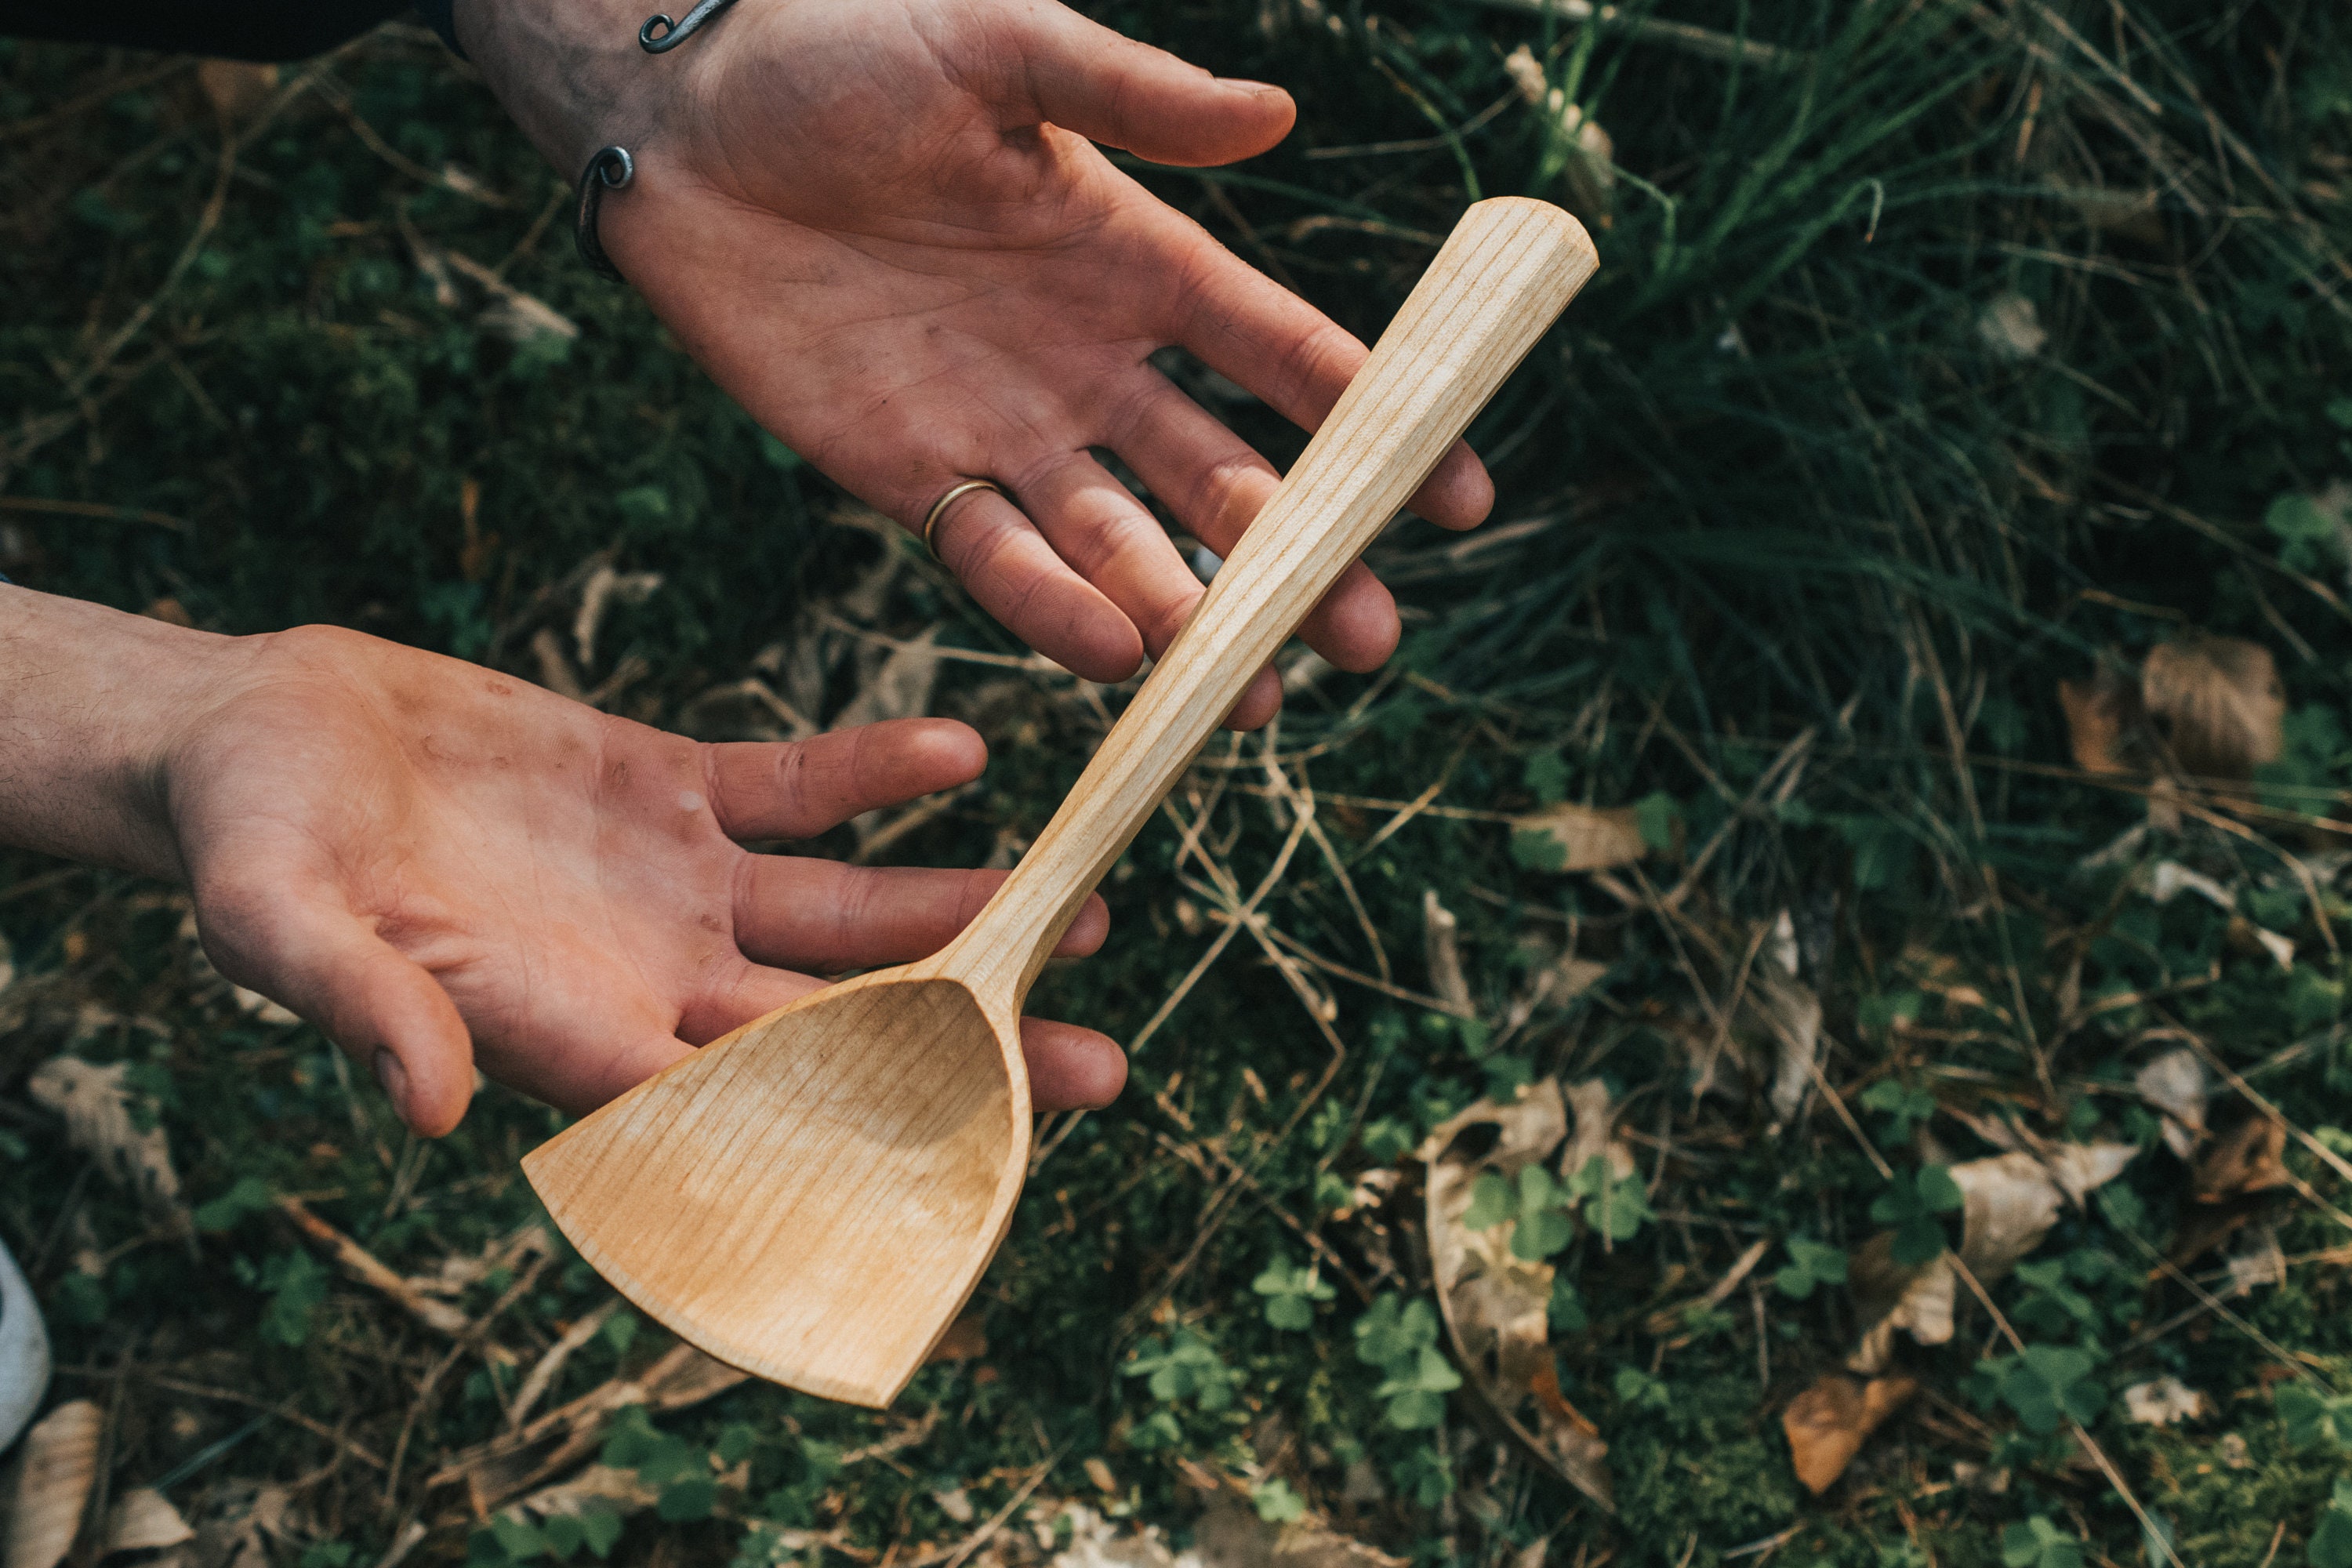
left=524, top=972, right=1028, bottom=1406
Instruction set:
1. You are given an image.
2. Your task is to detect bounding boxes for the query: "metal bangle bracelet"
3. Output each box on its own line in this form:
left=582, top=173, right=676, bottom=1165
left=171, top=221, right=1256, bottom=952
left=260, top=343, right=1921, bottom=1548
left=572, top=0, right=742, bottom=279
left=574, top=146, right=635, bottom=282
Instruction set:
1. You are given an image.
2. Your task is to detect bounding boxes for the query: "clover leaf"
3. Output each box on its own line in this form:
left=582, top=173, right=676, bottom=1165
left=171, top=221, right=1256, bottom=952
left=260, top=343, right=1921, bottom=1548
left=1774, top=1237, right=1850, bottom=1301
left=1871, top=1164, right=1963, bottom=1265
left=1252, top=1257, right=1335, bottom=1330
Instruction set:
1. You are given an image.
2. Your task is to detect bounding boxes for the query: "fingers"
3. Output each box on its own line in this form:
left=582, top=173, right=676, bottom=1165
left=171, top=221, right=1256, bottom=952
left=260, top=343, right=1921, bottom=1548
left=1014, top=4, right=1294, bottom=166
left=1163, top=234, right=1494, bottom=529
left=1021, top=1017, right=1127, bottom=1110
left=1017, top=450, right=1204, bottom=660
left=201, top=891, right=477, bottom=1137
left=735, top=859, right=1108, bottom=973
left=931, top=486, right=1145, bottom=682
left=1110, top=375, right=1402, bottom=673
left=706, top=719, right=986, bottom=842
left=683, top=966, right=1123, bottom=1110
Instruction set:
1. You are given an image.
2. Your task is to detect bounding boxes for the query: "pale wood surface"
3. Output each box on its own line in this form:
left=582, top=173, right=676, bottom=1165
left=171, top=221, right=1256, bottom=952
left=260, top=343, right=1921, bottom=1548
left=524, top=198, right=1597, bottom=1407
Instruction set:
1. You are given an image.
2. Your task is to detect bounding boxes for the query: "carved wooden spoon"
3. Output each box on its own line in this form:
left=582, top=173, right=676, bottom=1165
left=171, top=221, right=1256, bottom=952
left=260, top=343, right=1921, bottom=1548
left=524, top=197, right=1597, bottom=1406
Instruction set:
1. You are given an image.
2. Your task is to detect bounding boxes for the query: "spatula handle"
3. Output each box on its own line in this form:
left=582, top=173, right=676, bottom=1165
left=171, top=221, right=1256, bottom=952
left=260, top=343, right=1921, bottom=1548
left=944, top=198, right=1597, bottom=1000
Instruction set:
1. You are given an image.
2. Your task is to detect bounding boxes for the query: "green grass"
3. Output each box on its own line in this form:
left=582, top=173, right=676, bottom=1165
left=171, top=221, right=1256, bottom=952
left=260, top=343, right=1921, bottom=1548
left=4, top=3, right=2352, bottom=1566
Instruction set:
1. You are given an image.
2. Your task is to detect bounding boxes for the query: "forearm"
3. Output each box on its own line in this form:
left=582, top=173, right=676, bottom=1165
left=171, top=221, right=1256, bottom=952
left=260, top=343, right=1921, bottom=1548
left=0, top=587, right=231, bottom=880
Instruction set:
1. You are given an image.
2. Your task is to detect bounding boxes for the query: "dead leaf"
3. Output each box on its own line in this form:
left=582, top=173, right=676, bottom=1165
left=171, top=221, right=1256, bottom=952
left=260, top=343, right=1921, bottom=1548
left=2227, top=916, right=2297, bottom=972
left=1977, top=294, right=2047, bottom=359
left=833, top=630, right=940, bottom=731
left=1758, top=972, right=1824, bottom=1130
left=2195, top=1117, right=2290, bottom=1202
left=1189, top=1493, right=1406, bottom=1568
left=1509, top=803, right=1646, bottom=873
left=26, top=1057, right=180, bottom=1215
left=430, top=1344, right=746, bottom=1512
left=477, top=292, right=579, bottom=347
left=1559, top=1079, right=1632, bottom=1185
left=103, top=1490, right=194, bottom=1553
left=2226, top=1224, right=2286, bottom=1297
left=2057, top=666, right=2137, bottom=775
left=230, top=985, right=302, bottom=1027
left=924, top=1311, right=988, bottom=1365
left=2122, top=1377, right=2206, bottom=1425
left=2141, top=634, right=2285, bottom=780
left=1847, top=1239, right=1956, bottom=1374
left=7, top=1400, right=101, bottom=1568
left=674, top=677, right=816, bottom=743
left=1781, top=1373, right=1917, bottom=1493
left=1955, top=1147, right=2136, bottom=1278
left=573, top=565, right=662, bottom=670
left=2147, top=862, right=2234, bottom=910
left=2133, top=1047, right=2205, bottom=1160
left=1849, top=1145, right=2137, bottom=1372
left=0, top=933, right=15, bottom=996
left=1421, top=891, right=1472, bottom=1014
left=196, top=60, right=278, bottom=123
left=1423, top=1083, right=1613, bottom=1512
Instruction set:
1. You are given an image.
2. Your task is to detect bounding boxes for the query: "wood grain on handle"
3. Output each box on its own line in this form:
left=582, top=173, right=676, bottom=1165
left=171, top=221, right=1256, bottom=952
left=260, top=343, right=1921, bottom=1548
left=945, top=198, right=1597, bottom=999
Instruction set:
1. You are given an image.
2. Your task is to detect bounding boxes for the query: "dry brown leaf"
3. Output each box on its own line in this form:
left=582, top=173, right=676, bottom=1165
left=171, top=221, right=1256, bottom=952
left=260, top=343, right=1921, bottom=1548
left=2194, top=1116, right=2290, bottom=1202
left=1558, top=1079, right=1632, bottom=1185
left=1509, top=803, right=1646, bottom=873
left=430, top=1343, right=746, bottom=1512
left=479, top=292, right=581, bottom=347
left=0, top=933, right=13, bottom=996
left=1955, top=1146, right=2136, bottom=1278
left=1421, top=891, right=1472, bottom=1014
left=103, top=1489, right=194, bottom=1553
left=25, top=1057, right=180, bottom=1215
left=1423, top=1083, right=1613, bottom=1512
left=1849, top=1145, right=2136, bottom=1371
left=2122, top=1377, right=2206, bottom=1426
left=2142, top=634, right=2285, bottom=780
left=573, top=565, right=662, bottom=670
left=196, top=60, right=278, bottom=123
left=1189, top=1493, right=1406, bottom=1568
left=1781, top=1373, right=1918, bottom=1493
left=1757, top=973, right=1824, bottom=1130
left=924, top=1310, right=988, bottom=1364
left=1977, top=294, right=2046, bottom=358
left=2057, top=668, right=2136, bottom=775
left=7, top=1400, right=101, bottom=1568
left=2134, top=1047, right=2206, bottom=1159
left=833, top=630, right=940, bottom=732
left=1847, top=1241, right=1956, bottom=1375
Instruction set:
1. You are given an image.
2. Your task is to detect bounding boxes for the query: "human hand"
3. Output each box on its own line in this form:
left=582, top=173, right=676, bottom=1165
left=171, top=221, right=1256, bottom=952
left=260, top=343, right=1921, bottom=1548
left=0, top=591, right=1120, bottom=1137
left=458, top=0, right=1495, bottom=729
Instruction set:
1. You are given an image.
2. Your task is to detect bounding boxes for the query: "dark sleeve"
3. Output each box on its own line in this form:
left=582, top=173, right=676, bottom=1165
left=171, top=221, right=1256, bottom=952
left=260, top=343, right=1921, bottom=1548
left=0, top=0, right=420, bottom=61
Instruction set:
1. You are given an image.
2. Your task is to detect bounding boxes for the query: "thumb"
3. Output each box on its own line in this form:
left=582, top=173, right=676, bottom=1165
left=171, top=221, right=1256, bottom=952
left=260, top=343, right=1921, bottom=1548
left=207, top=895, right=477, bottom=1138
left=1014, top=5, right=1294, bottom=165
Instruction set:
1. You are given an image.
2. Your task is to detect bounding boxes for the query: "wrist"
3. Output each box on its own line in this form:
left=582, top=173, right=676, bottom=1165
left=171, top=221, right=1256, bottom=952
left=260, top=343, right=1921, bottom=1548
left=0, top=587, right=238, bottom=881
left=455, top=0, right=668, bottom=174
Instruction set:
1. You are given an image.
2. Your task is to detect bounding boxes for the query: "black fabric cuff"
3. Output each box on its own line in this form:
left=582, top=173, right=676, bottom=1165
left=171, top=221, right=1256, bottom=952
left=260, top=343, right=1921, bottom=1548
left=0, top=0, right=415, bottom=61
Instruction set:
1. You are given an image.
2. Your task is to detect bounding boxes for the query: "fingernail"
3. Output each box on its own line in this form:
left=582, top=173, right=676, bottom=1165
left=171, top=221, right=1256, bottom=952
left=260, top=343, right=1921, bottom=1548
left=372, top=1048, right=412, bottom=1121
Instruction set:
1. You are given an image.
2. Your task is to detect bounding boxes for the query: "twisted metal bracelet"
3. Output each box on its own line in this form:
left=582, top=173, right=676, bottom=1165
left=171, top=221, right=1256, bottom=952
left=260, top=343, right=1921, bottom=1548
left=572, top=0, right=744, bottom=281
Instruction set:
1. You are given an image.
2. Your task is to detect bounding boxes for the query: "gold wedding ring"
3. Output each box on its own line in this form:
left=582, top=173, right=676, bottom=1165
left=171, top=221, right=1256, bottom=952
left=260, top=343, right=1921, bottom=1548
left=920, top=479, right=1004, bottom=561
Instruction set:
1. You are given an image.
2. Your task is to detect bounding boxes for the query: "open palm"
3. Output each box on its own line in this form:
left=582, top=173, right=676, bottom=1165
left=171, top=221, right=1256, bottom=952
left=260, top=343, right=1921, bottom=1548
left=473, top=0, right=1494, bottom=729
left=165, top=626, right=1118, bottom=1136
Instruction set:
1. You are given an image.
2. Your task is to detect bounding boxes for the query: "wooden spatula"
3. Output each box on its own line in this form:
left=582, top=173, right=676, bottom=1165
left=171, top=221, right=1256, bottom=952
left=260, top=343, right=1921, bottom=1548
left=524, top=197, right=1597, bottom=1406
